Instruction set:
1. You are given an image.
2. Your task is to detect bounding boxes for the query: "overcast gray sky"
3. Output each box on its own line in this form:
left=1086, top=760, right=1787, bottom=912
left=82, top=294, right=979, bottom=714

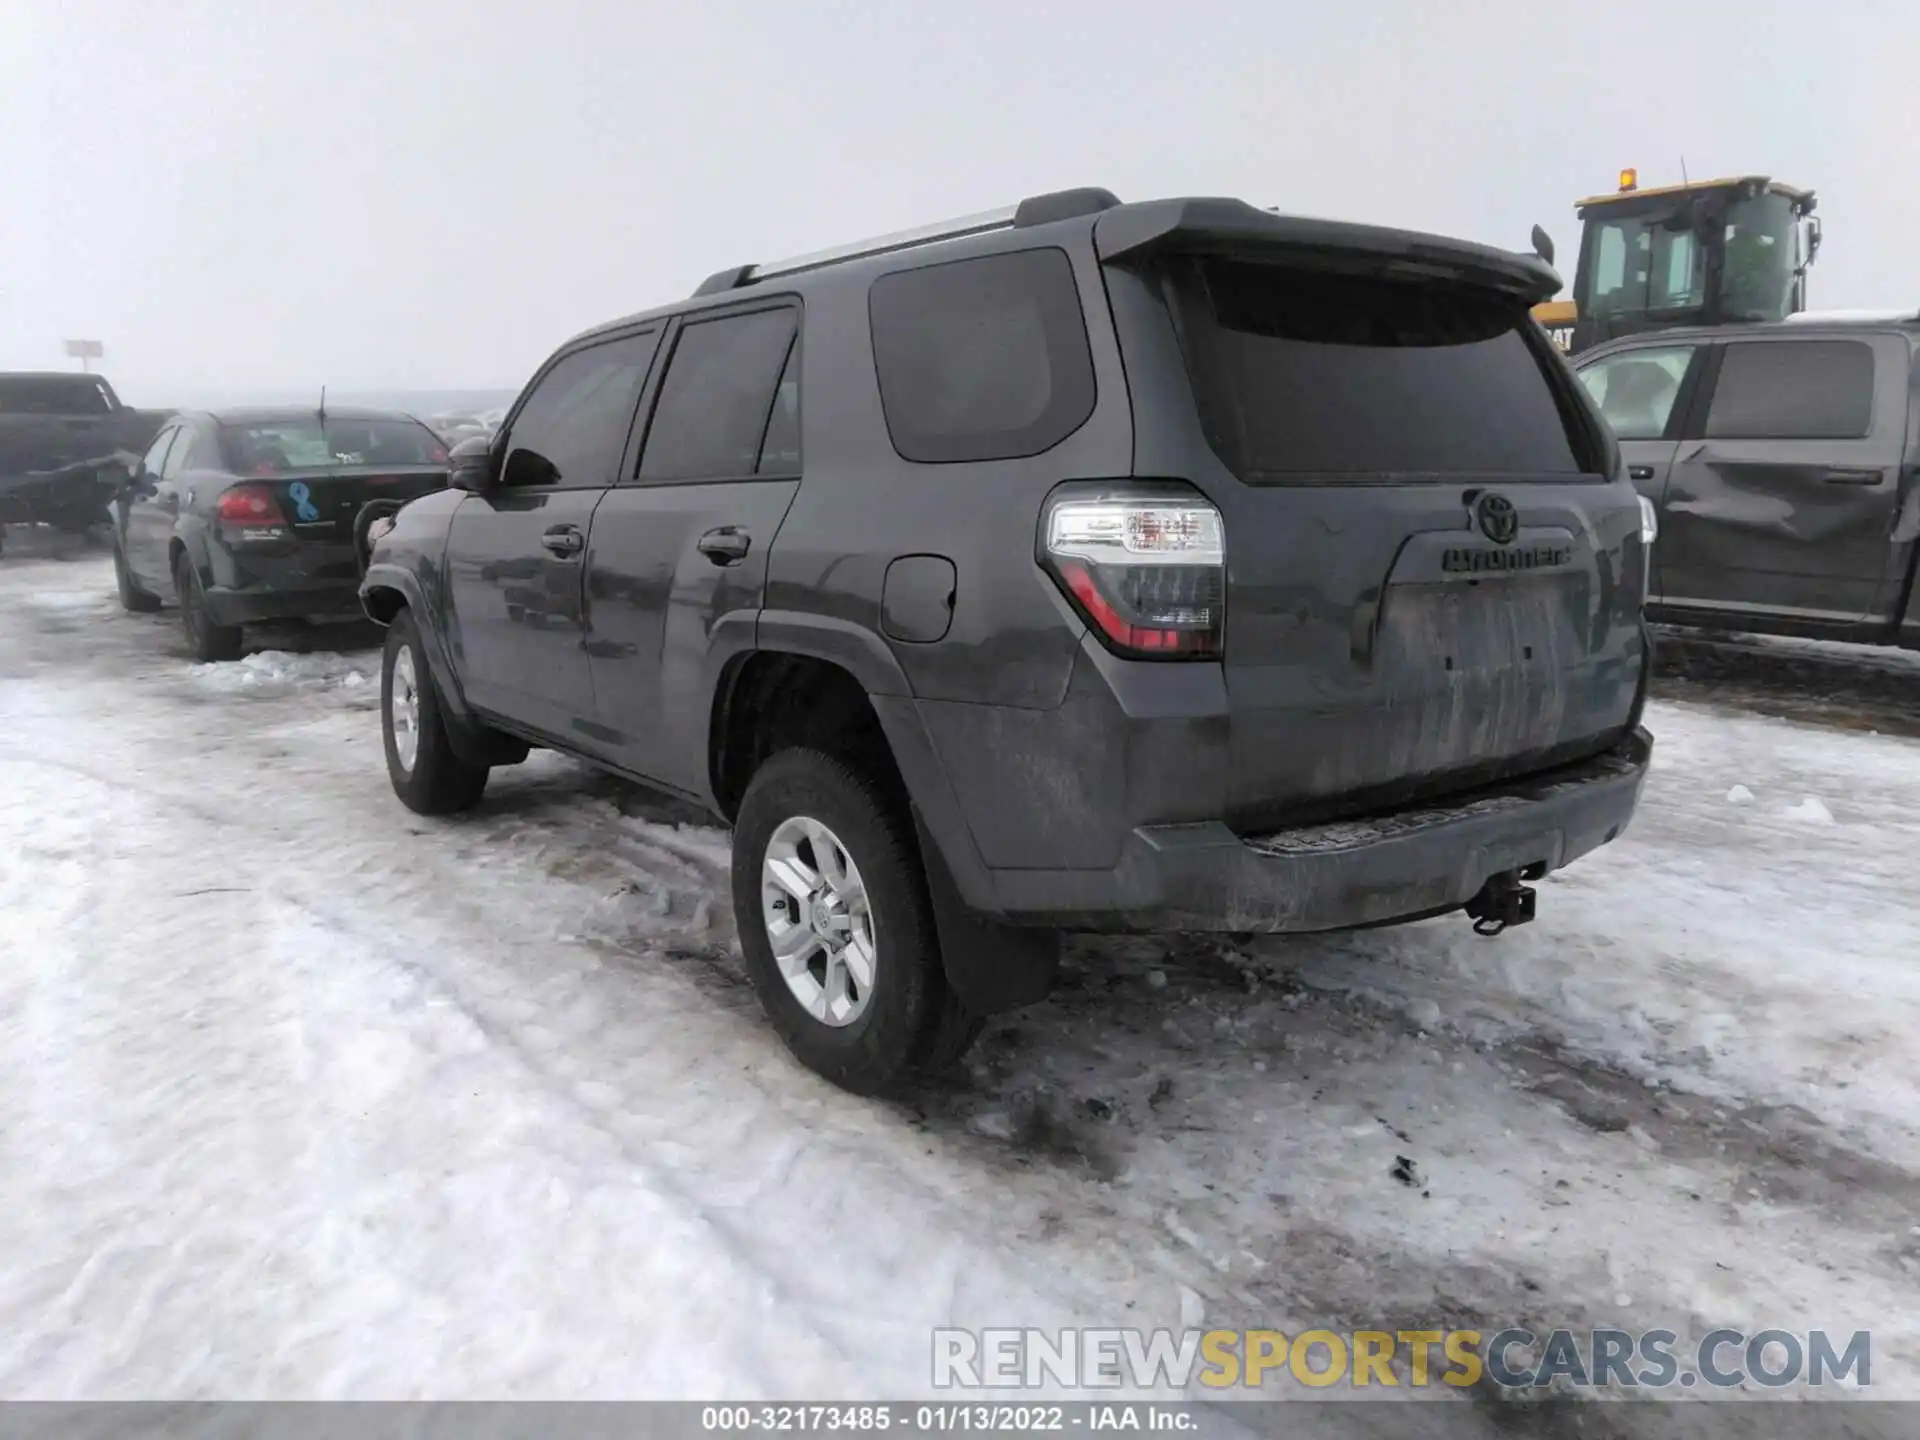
left=3, top=0, right=1915, bottom=403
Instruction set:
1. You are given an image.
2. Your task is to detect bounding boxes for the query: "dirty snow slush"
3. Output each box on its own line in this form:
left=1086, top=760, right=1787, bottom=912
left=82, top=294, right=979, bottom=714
left=1, top=537, right=1916, bottom=1422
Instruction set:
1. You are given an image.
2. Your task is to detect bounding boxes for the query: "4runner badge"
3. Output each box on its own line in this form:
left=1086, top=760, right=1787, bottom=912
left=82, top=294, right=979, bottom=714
left=1475, top=493, right=1519, bottom=545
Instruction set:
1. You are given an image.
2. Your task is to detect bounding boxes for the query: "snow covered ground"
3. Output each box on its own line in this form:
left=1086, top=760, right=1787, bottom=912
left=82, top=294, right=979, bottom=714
left=3, top=532, right=1919, bottom=1423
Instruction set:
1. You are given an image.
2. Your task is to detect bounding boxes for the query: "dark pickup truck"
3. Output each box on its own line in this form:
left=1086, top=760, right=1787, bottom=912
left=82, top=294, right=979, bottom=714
left=0, top=372, right=168, bottom=545
left=1575, top=312, right=1920, bottom=650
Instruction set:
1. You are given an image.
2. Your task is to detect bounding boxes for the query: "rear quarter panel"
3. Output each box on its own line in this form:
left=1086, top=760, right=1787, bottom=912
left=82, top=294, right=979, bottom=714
left=761, top=228, right=1133, bottom=712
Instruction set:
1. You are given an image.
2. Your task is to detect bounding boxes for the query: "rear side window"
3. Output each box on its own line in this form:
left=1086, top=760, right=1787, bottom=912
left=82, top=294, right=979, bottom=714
left=1705, top=340, right=1874, bottom=440
left=757, top=339, right=802, bottom=475
left=1576, top=345, right=1698, bottom=440
left=139, top=427, right=178, bottom=476
left=868, top=248, right=1095, bottom=464
left=503, top=330, right=661, bottom=488
left=1168, top=258, right=1589, bottom=478
left=638, top=308, right=798, bottom=483
left=168, top=428, right=210, bottom=474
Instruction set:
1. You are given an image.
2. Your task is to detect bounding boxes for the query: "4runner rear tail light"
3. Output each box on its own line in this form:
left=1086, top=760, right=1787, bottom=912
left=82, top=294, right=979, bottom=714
left=1040, top=487, right=1225, bottom=659
left=216, top=483, right=289, bottom=539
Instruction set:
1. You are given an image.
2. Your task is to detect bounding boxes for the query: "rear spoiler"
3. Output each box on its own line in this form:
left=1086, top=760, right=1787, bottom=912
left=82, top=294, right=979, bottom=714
left=1093, top=198, right=1563, bottom=305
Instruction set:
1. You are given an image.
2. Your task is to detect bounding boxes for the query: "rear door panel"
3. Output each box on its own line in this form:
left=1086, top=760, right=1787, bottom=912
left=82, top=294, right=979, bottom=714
left=1660, top=333, right=1908, bottom=625
left=581, top=305, right=801, bottom=796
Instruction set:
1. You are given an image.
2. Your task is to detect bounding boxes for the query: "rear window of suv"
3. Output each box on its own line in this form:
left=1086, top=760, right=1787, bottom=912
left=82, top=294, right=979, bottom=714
left=1166, top=257, right=1592, bottom=479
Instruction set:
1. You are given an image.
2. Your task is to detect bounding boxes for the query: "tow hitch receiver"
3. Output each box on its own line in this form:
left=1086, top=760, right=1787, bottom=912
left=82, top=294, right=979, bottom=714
left=1466, top=869, right=1537, bottom=937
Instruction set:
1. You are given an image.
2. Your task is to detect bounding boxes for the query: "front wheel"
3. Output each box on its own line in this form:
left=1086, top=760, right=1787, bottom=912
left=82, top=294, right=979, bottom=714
left=382, top=609, right=488, bottom=814
left=175, top=552, right=242, bottom=661
left=732, top=748, right=974, bottom=1094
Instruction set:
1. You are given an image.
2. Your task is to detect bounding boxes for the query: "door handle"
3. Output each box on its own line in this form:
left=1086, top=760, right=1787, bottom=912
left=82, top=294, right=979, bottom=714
left=697, top=527, right=751, bottom=565
left=1822, top=469, right=1883, bottom=486
left=1628, top=465, right=1655, bottom=482
left=541, top=524, right=585, bottom=557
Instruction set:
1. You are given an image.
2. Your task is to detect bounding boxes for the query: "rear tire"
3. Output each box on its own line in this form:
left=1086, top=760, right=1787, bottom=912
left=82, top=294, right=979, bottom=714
left=114, top=536, right=160, bottom=613
left=382, top=609, right=489, bottom=815
left=732, top=747, right=975, bottom=1094
left=175, top=552, right=243, bottom=661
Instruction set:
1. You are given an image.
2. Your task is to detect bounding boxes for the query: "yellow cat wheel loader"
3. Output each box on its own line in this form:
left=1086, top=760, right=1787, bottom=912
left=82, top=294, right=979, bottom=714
left=1528, top=168, right=1821, bottom=357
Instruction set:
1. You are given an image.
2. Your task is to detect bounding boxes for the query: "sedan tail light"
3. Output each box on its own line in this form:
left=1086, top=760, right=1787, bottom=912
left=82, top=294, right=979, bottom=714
left=216, top=483, right=289, bottom=539
left=1040, top=485, right=1225, bottom=659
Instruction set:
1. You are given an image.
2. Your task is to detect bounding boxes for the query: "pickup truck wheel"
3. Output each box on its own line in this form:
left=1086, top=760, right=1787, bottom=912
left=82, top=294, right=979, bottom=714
left=175, top=552, right=242, bottom=662
left=382, top=610, right=488, bottom=815
left=733, top=747, right=970, bottom=1094
left=113, top=536, right=160, bottom=613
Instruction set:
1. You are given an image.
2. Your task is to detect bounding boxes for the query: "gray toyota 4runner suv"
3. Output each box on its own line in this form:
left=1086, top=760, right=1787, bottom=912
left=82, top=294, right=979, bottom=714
left=360, top=187, right=1656, bottom=1094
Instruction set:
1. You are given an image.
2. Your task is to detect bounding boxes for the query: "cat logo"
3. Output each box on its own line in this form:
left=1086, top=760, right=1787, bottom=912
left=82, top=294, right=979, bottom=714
left=1547, top=326, right=1574, bottom=353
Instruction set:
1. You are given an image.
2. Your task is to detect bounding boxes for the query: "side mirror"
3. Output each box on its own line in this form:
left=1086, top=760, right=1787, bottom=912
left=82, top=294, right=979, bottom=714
left=1529, top=224, right=1556, bottom=268
left=1806, top=217, right=1823, bottom=266
left=447, top=435, right=498, bottom=493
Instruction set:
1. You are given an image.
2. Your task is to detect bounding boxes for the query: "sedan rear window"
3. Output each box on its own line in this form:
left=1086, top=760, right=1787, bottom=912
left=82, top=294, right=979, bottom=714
left=219, top=418, right=448, bottom=473
left=1167, top=257, right=1593, bottom=479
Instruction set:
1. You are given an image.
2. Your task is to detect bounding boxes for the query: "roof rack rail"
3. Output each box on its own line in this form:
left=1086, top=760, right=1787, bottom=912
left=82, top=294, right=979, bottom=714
left=692, top=186, right=1120, bottom=297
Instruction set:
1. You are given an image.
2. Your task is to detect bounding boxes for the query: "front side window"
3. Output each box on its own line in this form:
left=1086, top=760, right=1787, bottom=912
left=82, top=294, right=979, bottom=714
left=502, top=330, right=661, bottom=488
left=1706, top=340, right=1874, bottom=440
left=1576, top=346, right=1697, bottom=441
left=637, top=308, right=797, bottom=483
left=868, top=247, right=1096, bottom=464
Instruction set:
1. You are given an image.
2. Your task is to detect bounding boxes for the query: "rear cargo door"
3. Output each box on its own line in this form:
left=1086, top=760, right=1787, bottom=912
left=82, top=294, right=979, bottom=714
left=1111, top=250, right=1646, bottom=829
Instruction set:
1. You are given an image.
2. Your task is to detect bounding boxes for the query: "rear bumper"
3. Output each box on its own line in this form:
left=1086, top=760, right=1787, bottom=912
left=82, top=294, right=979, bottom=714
left=202, top=580, right=364, bottom=627
left=987, top=728, right=1652, bottom=933
left=202, top=538, right=367, bottom=626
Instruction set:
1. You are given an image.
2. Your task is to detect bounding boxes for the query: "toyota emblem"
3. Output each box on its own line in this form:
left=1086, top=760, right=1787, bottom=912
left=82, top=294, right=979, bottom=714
left=1475, top=493, right=1519, bottom=545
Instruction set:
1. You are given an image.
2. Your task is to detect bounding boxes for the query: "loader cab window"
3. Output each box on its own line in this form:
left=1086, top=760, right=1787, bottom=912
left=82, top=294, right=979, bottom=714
left=1720, top=192, right=1799, bottom=322
left=1584, top=214, right=1706, bottom=318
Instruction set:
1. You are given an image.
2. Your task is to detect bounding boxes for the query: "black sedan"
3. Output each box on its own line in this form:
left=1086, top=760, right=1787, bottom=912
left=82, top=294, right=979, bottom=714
left=111, top=407, right=450, bottom=660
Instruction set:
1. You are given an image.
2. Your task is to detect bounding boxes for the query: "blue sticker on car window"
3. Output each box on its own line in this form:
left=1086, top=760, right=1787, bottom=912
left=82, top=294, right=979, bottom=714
left=287, top=481, right=321, bottom=523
